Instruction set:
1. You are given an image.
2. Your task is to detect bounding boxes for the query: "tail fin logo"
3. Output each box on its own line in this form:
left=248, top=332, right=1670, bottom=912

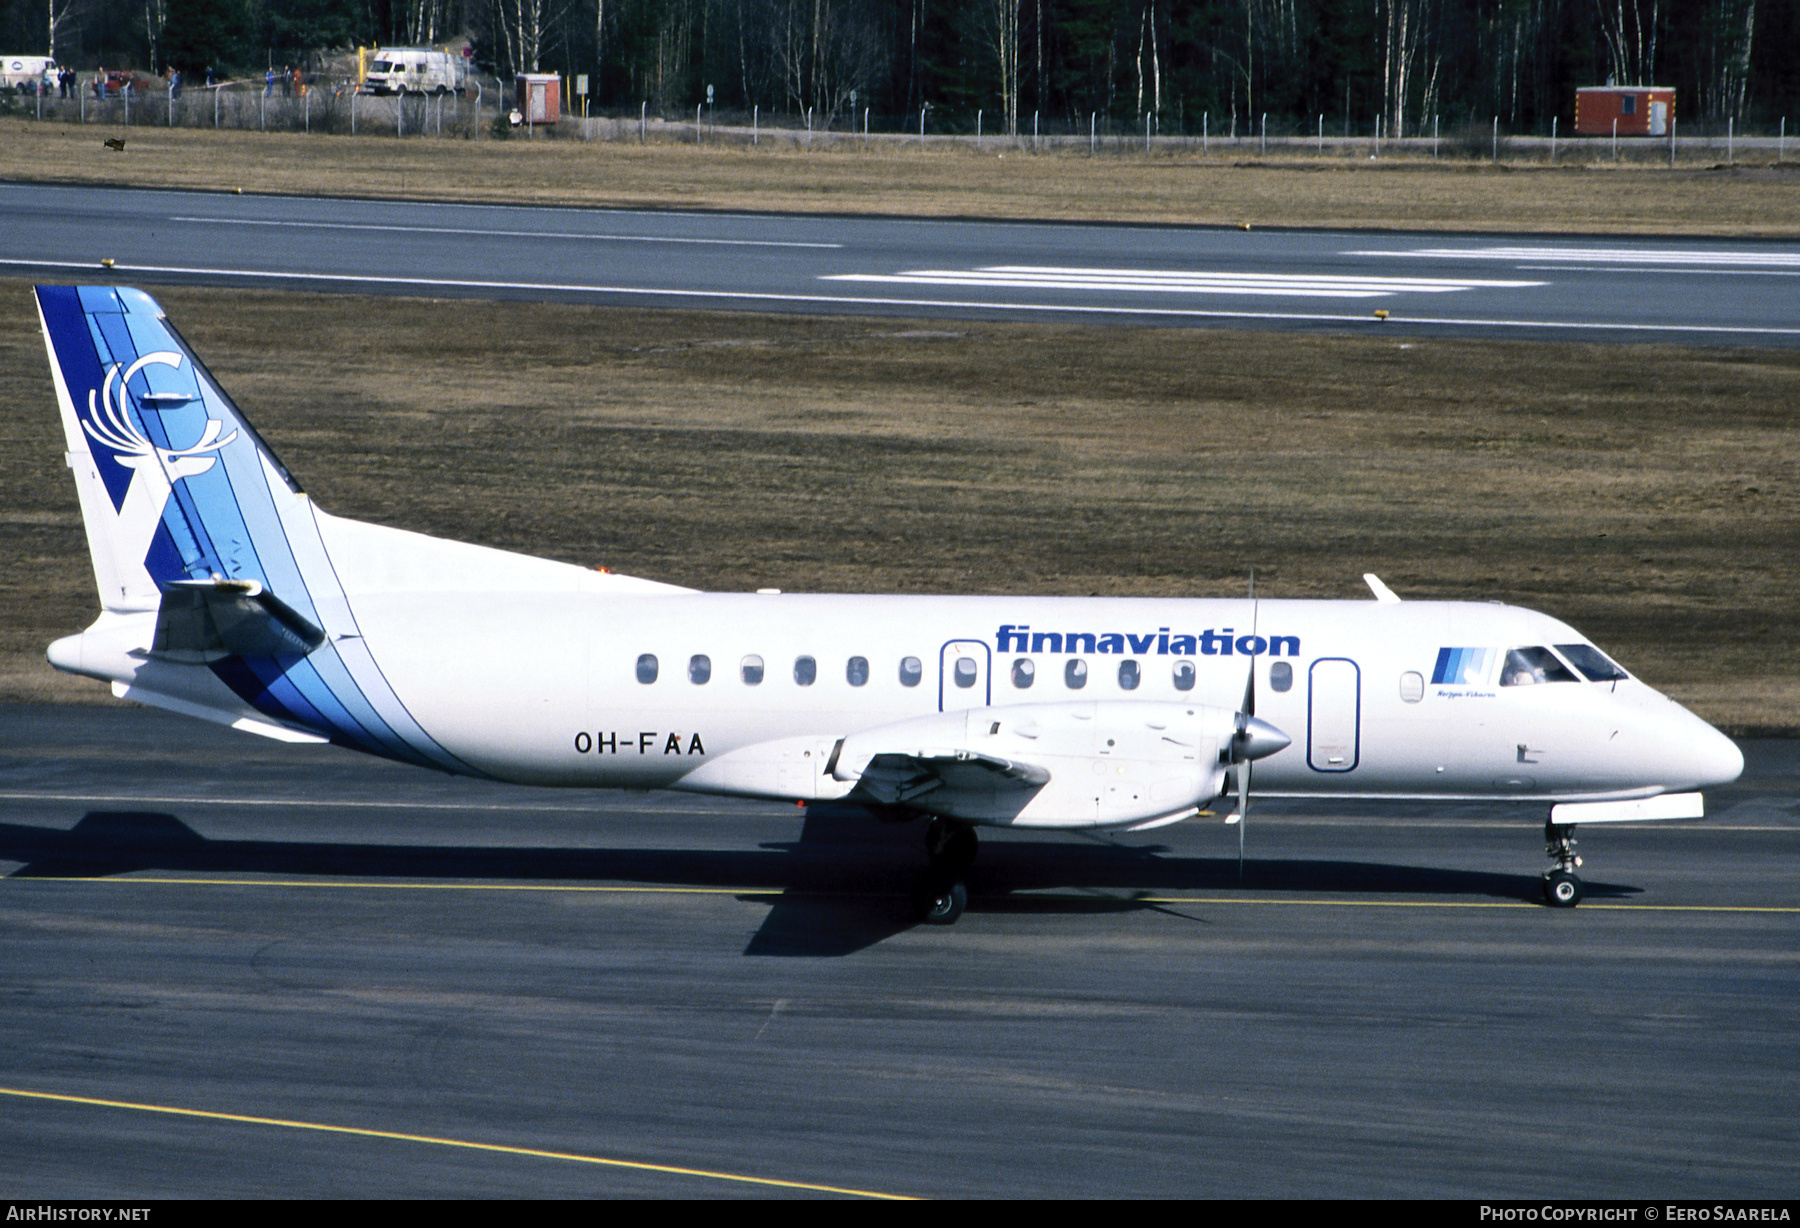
left=82, top=351, right=239, bottom=482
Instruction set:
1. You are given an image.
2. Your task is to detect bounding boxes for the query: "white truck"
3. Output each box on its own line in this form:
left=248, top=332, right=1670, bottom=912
left=1, top=56, right=55, bottom=93
left=361, top=47, right=465, bottom=95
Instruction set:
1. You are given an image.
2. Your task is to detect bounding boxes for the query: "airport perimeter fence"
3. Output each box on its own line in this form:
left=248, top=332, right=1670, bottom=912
left=9, top=81, right=1793, bottom=165
left=7, top=78, right=483, bottom=138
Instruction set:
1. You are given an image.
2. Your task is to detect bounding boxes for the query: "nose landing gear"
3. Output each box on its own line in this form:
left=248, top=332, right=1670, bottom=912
left=1543, top=820, right=1583, bottom=907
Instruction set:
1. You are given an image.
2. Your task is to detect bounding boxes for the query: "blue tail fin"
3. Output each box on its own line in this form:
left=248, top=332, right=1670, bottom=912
left=38, top=285, right=479, bottom=770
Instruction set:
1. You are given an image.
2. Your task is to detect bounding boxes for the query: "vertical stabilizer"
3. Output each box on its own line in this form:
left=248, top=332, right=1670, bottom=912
left=38, top=285, right=479, bottom=773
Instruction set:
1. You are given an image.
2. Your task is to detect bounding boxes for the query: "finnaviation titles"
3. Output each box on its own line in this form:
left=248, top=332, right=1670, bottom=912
left=995, top=625, right=1300, bottom=657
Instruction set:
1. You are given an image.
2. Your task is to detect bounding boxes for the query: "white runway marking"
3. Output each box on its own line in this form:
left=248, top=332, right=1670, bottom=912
left=823, top=265, right=1545, bottom=298
left=1348, top=245, right=1800, bottom=268
left=170, top=215, right=841, bottom=249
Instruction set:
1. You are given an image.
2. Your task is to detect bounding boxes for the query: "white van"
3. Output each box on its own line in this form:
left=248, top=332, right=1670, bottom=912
left=362, top=47, right=464, bottom=95
left=1, top=56, right=55, bottom=93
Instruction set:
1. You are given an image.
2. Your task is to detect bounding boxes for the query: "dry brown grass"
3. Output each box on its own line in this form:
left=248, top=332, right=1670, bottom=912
left=3, top=280, right=1794, bottom=728
left=5, top=121, right=1799, bottom=234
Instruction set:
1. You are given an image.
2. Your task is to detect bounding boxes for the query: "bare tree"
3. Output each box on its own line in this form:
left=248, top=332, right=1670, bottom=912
left=1381, top=0, right=1441, bottom=137
left=771, top=0, right=881, bottom=124
left=987, top=0, right=1021, bottom=134
left=48, top=0, right=83, bottom=61
left=1597, top=0, right=1659, bottom=85
left=1697, top=0, right=1757, bottom=118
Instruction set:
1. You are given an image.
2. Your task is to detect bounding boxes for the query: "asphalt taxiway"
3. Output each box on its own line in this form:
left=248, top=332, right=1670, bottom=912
left=1, top=703, right=1794, bottom=1197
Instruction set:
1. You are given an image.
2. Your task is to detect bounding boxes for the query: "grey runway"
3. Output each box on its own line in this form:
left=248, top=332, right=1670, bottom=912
left=4, top=183, right=1799, bottom=342
left=1, top=703, right=1793, bottom=1197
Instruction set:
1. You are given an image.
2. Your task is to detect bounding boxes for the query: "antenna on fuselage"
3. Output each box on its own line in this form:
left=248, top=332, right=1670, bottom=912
left=1364, top=573, right=1402, bottom=603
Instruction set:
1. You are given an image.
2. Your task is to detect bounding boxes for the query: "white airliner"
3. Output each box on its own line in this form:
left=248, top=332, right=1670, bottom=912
left=37, top=286, right=1743, bottom=921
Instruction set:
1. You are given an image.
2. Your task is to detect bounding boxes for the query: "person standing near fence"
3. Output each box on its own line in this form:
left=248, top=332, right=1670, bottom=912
left=168, top=68, right=180, bottom=100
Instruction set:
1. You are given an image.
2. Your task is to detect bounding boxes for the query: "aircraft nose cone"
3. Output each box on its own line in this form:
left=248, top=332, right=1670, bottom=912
left=1691, top=722, right=1745, bottom=789
left=1236, top=715, right=1292, bottom=761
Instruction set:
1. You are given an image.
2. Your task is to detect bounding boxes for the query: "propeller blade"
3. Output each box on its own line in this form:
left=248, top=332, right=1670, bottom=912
left=1237, top=759, right=1249, bottom=877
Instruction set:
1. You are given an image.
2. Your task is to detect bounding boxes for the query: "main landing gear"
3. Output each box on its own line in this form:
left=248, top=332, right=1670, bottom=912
left=1543, top=820, right=1583, bottom=908
left=912, top=817, right=978, bottom=925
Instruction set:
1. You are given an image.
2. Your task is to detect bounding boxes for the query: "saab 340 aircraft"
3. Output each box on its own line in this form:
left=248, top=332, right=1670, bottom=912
left=37, top=286, right=1743, bottom=922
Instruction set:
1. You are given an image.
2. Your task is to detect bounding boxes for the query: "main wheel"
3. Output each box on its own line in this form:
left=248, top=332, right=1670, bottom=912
left=1544, top=871, right=1583, bottom=908
left=912, top=875, right=967, bottom=925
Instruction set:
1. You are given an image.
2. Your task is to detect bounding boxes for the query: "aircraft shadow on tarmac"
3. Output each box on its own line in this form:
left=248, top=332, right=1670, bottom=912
left=0, top=807, right=1640, bottom=957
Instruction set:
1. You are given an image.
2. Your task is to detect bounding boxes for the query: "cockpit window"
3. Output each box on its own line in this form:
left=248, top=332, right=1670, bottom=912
left=1556, top=643, right=1630, bottom=682
left=1500, top=646, right=1579, bottom=686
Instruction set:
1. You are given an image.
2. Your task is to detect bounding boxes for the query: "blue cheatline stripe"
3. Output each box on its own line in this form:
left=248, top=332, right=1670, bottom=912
left=1431, top=647, right=1493, bottom=686
left=1431, top=647, right=1456, bottom=685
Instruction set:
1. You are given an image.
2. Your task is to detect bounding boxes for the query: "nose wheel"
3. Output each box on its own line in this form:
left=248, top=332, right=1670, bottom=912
left=912, top=818, right=978, bottom=925
left=1543, top=820, right=1583, bottom=907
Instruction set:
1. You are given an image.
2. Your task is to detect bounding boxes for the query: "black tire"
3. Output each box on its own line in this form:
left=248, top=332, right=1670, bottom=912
left=1544, top=871, right=1583, bottom=908
left=913, top=875, right=967, bottom=925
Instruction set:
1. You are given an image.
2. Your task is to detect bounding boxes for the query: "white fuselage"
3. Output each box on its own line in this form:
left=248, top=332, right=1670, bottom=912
left=339, top=587, right=1739, bottom=812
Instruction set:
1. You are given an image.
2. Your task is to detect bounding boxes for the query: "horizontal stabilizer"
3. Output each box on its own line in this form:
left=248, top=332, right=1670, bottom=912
left=153, top=577, right=325, bottom=660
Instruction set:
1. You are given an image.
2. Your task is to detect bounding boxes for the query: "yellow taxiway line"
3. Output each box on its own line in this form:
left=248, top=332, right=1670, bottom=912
left=0, top=1086, right=914, bottom=1199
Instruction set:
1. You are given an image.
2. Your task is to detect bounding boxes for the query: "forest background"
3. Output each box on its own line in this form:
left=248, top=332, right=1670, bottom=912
left=10, top=0, right=1798, bottom=145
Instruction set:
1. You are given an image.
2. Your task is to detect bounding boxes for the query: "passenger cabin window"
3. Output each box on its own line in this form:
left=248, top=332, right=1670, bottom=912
left=953, top=657, right=978, bottom=689
left=899, top=656, right=922, bottom=687
left=794, top=655, right=816, bottom=686
left=1012, top=658, right=1035, bottom=689
left=688, top=654, right=711, bottom=684
left=846, top=656, right=870, bottom=687
left=1118, top=660, right=1141, bottom=690
left=1501, top=646, right=1579, bottom=686
left=1399, top=671, right=1424, bottom=703
left=741, top=654, right=764, bottom=685
left=1172, top=660, right=1196, bottom=692
left=1065, top=659, right=1088, bottom=690
left=1556, top=643, right=1629, bottom=682
left=1270, top=661, right=1293, bottom=692
left=636, top=653, right=658, bottom=684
